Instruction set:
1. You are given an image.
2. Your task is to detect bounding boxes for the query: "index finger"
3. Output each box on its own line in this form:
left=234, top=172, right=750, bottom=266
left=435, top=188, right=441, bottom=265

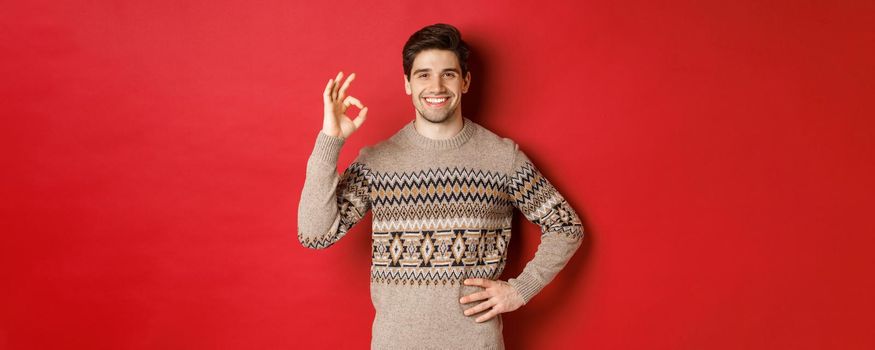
left=343, top=95, right=364, bottom=109
left=464, top=278, right=492, bottom=287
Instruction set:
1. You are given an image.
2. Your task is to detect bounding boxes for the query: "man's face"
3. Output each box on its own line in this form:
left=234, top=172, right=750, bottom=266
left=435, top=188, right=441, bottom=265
left=404, top=49, right=471, bottom=123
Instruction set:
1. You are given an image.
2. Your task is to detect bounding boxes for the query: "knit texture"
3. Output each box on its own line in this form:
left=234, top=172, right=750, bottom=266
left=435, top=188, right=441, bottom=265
left=297, top=117, right=584, bottom=349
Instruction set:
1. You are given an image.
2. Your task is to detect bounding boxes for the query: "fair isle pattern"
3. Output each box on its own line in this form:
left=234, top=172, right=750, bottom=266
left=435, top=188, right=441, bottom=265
left=370, top=167, right=513, bottom=232
left=368, top=166, right=514, bottom=286
left=372, top=228, right=510, bottom=267
left=298, top=162, right=371, bottom=249
left=508, top=160, right=584, bottom=239
left=371, top=263, right=506, bottom=286
left=370, top=228, right=510, bottom=286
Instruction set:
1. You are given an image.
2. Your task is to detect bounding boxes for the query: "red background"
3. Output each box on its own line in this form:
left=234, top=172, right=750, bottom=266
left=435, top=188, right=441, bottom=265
left=2, top=1, right=874, bottom=349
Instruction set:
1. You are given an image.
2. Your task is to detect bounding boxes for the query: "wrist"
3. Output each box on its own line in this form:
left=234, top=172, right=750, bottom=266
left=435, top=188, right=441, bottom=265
left=321, top=128, right=343, bottom=139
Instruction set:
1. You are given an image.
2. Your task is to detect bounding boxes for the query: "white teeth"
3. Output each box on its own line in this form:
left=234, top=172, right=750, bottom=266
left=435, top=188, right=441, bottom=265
left=425, top=97, right=447, bottom=104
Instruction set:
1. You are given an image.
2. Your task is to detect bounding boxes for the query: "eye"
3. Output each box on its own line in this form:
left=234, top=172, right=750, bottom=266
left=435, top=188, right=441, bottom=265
left=417, top=73, right=429, bottom=79
left=443, top=72, right=457, bottom=78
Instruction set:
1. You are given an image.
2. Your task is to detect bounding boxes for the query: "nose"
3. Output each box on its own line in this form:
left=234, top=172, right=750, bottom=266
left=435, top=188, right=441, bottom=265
left=426, top=75, right=447, bottom=94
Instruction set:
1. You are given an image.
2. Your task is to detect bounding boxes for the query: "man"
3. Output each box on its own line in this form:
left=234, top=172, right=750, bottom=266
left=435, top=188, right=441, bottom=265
left=298, top=23, right=584, bottom=350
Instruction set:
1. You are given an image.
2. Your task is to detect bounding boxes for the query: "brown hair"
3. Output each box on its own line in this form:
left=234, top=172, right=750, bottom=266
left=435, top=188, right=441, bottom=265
left=402, top=23, right=470, bottom=81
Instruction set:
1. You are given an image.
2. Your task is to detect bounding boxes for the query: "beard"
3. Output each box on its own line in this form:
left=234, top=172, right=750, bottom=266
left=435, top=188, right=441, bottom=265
left=416, top=105, right=456, bottom=123
left=414, top=95, right=457, bottom=124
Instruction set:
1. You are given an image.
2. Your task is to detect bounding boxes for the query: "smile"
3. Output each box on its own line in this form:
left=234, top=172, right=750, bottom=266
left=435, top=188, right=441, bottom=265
left=423, top=96, right=449, bottom=107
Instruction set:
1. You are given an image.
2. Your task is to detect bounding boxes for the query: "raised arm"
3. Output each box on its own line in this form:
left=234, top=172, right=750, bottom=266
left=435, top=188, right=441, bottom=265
left=296, top=71, right=371, bottom=249
left=297, top=132, right=372, bottom=249
left=505, top=145, right=585, bottom=304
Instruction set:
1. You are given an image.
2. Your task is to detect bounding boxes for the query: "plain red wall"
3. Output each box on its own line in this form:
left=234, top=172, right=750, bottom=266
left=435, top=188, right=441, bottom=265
left=2, top=1, right=874, bottom=349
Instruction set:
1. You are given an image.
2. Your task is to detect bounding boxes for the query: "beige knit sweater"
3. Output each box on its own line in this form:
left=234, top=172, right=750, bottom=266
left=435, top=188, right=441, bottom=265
left=297, top=117, right=584, bottom=349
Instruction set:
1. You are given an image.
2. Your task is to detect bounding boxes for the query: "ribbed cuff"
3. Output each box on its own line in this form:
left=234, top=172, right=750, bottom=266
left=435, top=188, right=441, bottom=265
left=310, top=130, right=345, bottom=165
left=508, top=272, right=544, bottom=305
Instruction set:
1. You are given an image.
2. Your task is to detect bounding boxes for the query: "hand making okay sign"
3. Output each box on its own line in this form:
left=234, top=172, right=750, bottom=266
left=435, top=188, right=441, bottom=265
left=459, top=278, right=527, bottom=323
left=322, top=71, right=368, bottom=139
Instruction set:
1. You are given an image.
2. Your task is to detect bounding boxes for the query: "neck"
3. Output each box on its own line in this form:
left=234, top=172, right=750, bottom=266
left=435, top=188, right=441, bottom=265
left=401, top=115, right=476, bottom=150
left=412, top=114, right=465, bottom=140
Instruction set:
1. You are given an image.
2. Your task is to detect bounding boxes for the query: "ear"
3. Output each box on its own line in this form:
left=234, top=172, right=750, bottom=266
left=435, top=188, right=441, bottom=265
left=462, top=71, right=471, bottom=94
left=404, top=74, right=412, bottom=95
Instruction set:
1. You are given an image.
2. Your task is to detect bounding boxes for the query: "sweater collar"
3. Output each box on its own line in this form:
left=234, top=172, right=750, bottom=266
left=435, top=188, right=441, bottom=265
left=400, top=116, right=477, bottom=150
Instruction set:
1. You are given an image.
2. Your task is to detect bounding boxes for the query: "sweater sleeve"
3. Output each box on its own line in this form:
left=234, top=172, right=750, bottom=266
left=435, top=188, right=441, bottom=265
left=297, top=130, right=372, bottom=249
left=505, top=145, right=584, bottom=304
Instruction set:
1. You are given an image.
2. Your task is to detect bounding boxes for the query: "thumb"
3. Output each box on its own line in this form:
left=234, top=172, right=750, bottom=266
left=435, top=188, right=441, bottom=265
left=352, top=107, right=368, bottom=129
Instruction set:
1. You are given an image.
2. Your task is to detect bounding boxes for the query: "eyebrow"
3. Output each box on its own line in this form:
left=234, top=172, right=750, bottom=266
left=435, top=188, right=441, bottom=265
left=412, top=68, right=461, bottom=75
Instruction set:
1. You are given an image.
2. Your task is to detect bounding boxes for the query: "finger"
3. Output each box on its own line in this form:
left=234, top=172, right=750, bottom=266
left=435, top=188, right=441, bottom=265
left=475, top=308, right=501, bottom=323
left=352, top=107, right=367, bottom=129
left=332, top=71, right=344, bottom=101
left=330, top=72, right=343, bottom=101
left=464, top=278, right=492, bottom=288
left=323, top=78, right=333, bottom=103
left=343, top=95, right=364, bottom=109
left=460, top=291, right=491, bottom=304
left=464, top=299, right=496, bottom=316
left=338, top=72, right=356, bottom=100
